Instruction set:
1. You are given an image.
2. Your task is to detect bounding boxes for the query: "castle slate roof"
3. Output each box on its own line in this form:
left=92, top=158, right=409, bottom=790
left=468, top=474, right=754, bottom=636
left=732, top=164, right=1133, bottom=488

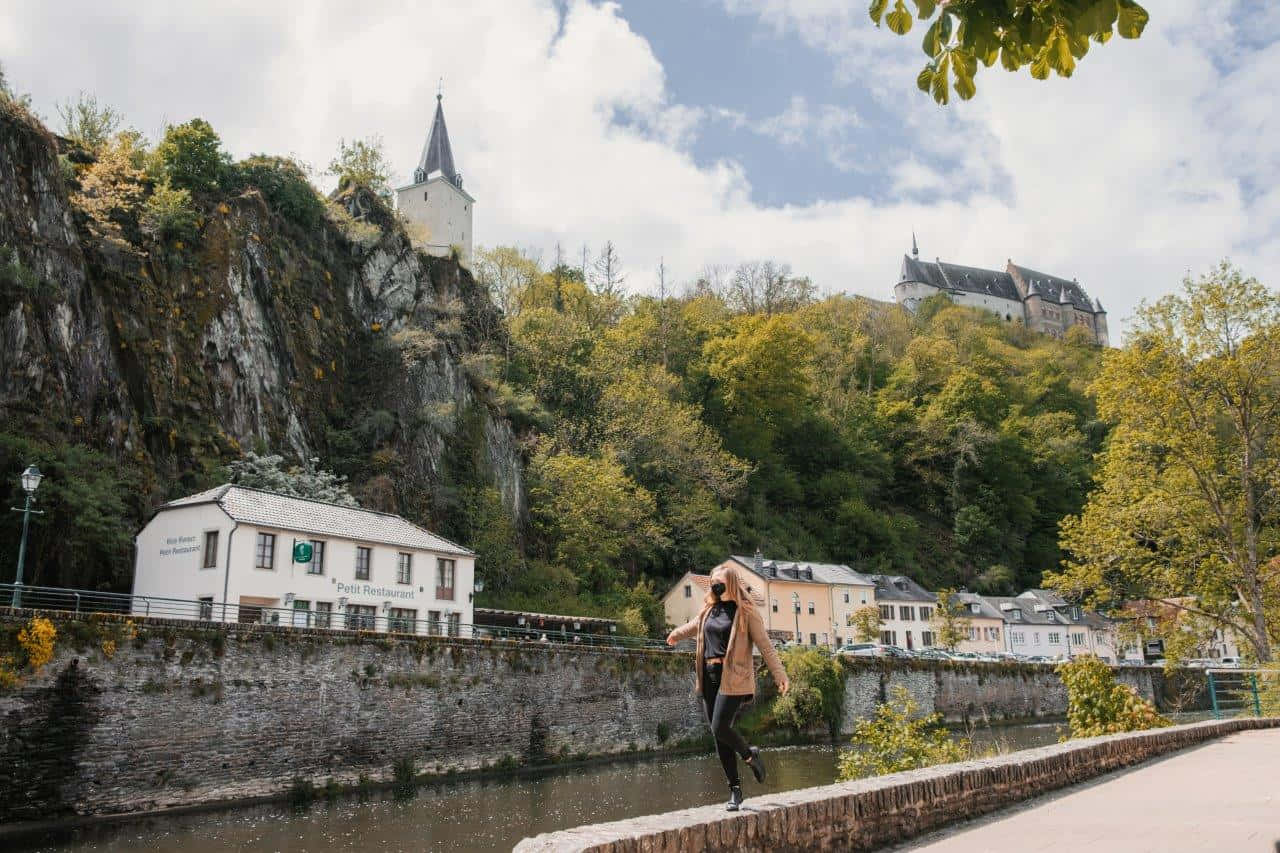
left=414, top=94, right=458, bottom=184
left=729, top=555, right=836, bottom=586
left=1010, top=264, right=1095, bottom=312
left=900, top=255, right=1022, bottom=302
left=161, top=485, right=472, bottom=555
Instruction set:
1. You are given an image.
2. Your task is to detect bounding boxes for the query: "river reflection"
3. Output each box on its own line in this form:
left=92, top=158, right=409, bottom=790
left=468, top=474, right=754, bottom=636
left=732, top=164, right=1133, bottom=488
left=26, top=723, right=1067, bottom=853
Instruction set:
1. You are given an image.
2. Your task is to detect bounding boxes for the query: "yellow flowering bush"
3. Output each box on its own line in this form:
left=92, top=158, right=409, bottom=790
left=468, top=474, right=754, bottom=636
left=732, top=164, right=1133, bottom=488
left=18, top=616, right=57, bottom=672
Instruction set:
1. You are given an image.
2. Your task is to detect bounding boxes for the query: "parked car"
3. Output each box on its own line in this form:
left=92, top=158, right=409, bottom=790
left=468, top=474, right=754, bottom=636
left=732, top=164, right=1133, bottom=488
left=914, top=648, right=954, bottom=661
left=837, top=643, right=890, bottom=658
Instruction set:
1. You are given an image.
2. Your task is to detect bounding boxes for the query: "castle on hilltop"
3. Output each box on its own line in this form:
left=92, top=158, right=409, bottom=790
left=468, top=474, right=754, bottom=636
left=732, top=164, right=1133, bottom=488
left=893, top=236, right=1109, bottom=346
left=396, top=91, right=475, bottom=264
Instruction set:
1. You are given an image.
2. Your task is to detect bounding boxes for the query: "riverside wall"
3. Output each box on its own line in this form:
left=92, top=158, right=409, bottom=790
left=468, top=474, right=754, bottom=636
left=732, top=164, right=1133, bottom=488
left=0, top=609, right=1206, bottom=822
left=514, top=718, right=1280, bottom=853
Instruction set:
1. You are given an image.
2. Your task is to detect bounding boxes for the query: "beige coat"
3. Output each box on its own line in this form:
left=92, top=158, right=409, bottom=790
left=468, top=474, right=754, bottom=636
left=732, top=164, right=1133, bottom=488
left=670, top=602, right=787, bottom=697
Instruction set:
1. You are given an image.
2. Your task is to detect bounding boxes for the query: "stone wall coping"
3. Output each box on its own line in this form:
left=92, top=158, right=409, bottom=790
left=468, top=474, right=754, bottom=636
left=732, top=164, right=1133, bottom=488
left=0, top=606, right=683, bottom=662
left=513, top=717, right=1280, bottom=853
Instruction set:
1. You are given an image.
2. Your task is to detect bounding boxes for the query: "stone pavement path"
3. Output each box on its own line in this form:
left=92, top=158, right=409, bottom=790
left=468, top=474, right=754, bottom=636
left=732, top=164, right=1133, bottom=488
left=897, top=729, right=1280, bottom=853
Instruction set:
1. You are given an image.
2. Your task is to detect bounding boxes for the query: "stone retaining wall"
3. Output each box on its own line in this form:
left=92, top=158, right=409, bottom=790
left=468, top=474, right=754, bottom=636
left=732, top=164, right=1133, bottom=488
left=0, top=610, right=705, bottom=822
left=513, top=717, right=1280, bottom=853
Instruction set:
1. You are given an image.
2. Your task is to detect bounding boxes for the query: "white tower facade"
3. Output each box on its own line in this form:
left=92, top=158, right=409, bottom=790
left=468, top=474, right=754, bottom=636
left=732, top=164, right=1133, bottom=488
left=396, top=93, right=474, bottom=264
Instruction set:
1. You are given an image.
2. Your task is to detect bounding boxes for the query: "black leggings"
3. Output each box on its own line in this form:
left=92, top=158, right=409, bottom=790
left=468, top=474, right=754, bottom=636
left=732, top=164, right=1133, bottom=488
left=701, top=662, right=752, bottom=786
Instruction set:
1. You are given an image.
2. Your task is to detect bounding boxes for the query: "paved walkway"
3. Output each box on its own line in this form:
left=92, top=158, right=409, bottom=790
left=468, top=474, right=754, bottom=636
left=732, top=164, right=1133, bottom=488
left=898, top=729, right=1280, bottom=852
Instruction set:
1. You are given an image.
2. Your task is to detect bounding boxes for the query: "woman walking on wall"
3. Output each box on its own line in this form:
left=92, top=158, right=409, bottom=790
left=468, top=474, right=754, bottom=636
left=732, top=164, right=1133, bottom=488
left=666, top=564, right=790, bottom=811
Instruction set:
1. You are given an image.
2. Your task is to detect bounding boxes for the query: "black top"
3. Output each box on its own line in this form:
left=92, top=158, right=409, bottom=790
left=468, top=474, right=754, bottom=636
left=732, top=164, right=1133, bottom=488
left=702, top=601, right=737, bottom=659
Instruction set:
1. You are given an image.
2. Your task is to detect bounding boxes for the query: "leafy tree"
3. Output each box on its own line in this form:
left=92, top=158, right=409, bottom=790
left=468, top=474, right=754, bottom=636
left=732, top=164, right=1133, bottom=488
left=473, top=245, right=543, bottom=320
left=838, top=686, right=972, bottom=780
left=227, top=452, right=360, bottom=507
left=0, top=436, right=139, bottom=591
left=527, top=448, right=667, bottom=594
left=71, top=131, right=148, bottom=240
left=849, top=604, right=882, bottom=642
left=870, top=0, right=1151, bottom=105
left=728, top=259, right=815, bottom=315
left=931, top=588, right=971, bottom=650
left=56, top=92, right=122, bottom=153
left=327, top=136, right=393, bottom=199
left=154, top=118, right=231, bottom=193
left=1057, top=655, right=1168, bottom=738
left=1048, top=262, right=1280, bottom=662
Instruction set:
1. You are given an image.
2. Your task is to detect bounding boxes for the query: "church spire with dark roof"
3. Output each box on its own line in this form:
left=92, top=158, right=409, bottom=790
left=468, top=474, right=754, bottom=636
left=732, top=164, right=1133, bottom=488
left=911, top=231, right=919, bottom=258
left=414, top=93, right=459, bottom=185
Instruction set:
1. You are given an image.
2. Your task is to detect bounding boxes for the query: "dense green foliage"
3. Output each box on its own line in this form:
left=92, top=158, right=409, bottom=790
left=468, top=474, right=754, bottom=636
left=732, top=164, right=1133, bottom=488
left=153, top=118, right=232, bottom=194
left=871, top=0, right=1150, bottom=105
left=1057, top=655, right=1168, bottom=738
left=837, top=685, right=972, bottom=779
left=481, top=245, right=1105, bottom=621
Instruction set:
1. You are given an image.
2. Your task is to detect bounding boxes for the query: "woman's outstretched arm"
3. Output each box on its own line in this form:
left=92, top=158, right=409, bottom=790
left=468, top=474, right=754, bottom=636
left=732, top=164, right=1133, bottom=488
left=666, top=617, right=699, bottom=646
left=746, top=610, right=790, bottom=694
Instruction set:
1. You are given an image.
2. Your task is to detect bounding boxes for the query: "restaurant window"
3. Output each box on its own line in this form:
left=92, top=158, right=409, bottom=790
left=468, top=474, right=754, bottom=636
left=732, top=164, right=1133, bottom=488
left=447, top=612, right=461, bottom=637
left=879, top=605, right=894, bottom=620
left=347, top=604, right=377, bottom=631
left=397, top=552, right=412, bottom=585
left=899, top=606, right=914, bottom=621
left=388, top=608, right=417, bottom=634
left=315, top=601, right=332, bottom=629
left=437, top=558, right=455, bottom=599
left=355, top=546, right=371, bottom=580
left=198, top=596, right=214, bottom=620
left=428, top=610, right=442, bottom=635
left=306, top=540, right=325, bottom=575
left=202, top=531, right=219, bottom=569
left=291, top=599, right=312, bottom=628
left=254, top=533, right=275, bottom=569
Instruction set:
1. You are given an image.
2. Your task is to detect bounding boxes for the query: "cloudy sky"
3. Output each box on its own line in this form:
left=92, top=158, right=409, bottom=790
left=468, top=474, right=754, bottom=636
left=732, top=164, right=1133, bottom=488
left=4, top=0, right=1279, bottom=338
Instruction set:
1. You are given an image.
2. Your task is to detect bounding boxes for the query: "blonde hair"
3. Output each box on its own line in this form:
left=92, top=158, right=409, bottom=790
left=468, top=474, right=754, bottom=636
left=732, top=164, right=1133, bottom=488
left=703, top=565, right=757, bottom=610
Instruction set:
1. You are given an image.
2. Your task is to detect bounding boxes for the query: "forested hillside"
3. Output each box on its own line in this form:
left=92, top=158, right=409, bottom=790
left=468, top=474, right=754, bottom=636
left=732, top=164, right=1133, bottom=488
left=480, top=248, right=1106, bottom=626
left=0, top=79, right=1105, bottom=634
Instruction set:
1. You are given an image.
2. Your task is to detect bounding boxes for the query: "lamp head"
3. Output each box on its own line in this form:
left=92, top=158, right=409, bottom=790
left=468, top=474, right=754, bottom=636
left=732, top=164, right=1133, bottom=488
left=20, top=465, right=42, bottom=494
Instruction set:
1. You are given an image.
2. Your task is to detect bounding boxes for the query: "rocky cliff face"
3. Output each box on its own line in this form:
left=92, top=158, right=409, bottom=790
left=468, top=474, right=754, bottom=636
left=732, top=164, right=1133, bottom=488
left=0, top=103, right=524, bottom=586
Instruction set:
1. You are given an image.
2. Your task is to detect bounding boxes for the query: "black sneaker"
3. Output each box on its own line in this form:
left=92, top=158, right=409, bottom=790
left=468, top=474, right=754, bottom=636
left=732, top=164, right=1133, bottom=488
left=726, top=784, right=744, bottom=811
left=745, top=746, right=766, bottom=784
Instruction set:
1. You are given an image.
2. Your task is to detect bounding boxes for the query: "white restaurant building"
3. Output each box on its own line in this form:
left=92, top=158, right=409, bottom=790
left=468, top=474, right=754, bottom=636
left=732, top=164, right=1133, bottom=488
left=131, top=485, right=476, bottom=634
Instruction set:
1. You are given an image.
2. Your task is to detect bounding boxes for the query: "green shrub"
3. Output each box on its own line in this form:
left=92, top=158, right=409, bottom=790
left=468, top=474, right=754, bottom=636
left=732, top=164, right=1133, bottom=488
left=231, top=155, right=325, bottom=228
left=837, top=686, right=971, bottom=780
left=287, top=776, right=315, bottom=808
left=327, top=136, right=392, bottom=199
left=140, top=180, right=198, bottom=242
left=772, top=646, right=847, bottom=737
left=1058, top=655, right=1169, bottom=739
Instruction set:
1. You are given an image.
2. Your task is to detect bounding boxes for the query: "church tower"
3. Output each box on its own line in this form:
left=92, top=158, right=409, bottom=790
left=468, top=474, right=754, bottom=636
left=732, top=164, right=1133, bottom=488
left=396, top=91, right=475, bottom=264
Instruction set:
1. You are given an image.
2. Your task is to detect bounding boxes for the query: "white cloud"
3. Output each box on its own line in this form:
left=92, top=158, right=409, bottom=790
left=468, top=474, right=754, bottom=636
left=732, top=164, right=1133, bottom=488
left=1, top=0, right=1277, bottom=339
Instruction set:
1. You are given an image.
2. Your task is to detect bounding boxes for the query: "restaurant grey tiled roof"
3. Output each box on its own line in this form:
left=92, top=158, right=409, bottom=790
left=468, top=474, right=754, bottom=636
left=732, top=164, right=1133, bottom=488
left=1010, top=264, right=1095, bottom=311
left=900, top=255, right=1021, bottom=302
left=162, top=485, right=472, bottom=555
left=870, top=574, right=936, bottom=603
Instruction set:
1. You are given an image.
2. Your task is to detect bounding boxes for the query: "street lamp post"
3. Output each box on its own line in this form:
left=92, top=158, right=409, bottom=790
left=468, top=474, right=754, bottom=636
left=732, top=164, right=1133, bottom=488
left=792, top=591, right=800, bottom=646
left=11, top=465, right=44, bottom=608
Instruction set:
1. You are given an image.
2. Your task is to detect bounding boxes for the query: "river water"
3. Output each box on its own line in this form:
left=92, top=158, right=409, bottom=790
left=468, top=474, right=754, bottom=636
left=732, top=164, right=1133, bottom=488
left=19, top=723, right=1067, bottom=853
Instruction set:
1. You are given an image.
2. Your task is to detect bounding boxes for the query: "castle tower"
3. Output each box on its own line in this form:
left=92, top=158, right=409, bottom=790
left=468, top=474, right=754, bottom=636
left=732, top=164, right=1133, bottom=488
left=396, top=91, right=475, bottom=264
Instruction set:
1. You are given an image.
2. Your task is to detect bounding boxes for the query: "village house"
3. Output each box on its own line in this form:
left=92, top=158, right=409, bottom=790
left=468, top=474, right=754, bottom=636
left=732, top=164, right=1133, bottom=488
left=870, top=574, right=937, bottom=651
left=131, top=485, right=475, bottom=635
left=950, top=592, right=1005, bottom=654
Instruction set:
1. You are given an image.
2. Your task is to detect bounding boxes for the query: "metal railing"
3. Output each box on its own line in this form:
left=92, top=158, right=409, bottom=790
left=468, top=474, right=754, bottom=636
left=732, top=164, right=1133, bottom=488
left=1206, top=669, right=1264, bottom=718
left=0, top=583, right=671, bottom=651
